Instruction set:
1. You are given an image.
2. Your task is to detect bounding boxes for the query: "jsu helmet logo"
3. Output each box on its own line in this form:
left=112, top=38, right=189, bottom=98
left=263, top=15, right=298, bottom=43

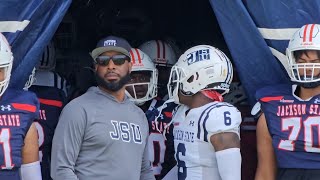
left=186, top=49, right=210, bottom=65
left=1, top=105, right=11, bottom=111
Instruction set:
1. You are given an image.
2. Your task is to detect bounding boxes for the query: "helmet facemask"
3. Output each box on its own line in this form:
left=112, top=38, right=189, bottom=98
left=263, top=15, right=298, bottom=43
left=0, top=62, right=12, bottom=96
left=126, top=48, right=158, bottom=105
left=167, top=65, right=186, bottom=104
left=126, top=70, right=158, bottom=105
left=287, top=50, right=320, bottom=88
left=0, top=34, right=13, bottom=97
left=286, top=24, right=320, bottom=88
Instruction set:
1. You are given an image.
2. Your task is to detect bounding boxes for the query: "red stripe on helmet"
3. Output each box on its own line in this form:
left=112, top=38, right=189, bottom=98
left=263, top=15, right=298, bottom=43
left=309, top=24, right=316, bottom=42
left=130, top=49, right=135, bottom=64
left=303, top=24, right=309, bottom=42
left=134, top=48, right=142, bottom=64
left=156, top=40, right=161, bottom=59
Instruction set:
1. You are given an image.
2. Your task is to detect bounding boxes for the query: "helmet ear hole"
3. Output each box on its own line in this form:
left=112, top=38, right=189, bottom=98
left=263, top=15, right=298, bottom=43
left=187, top=75, right=194, bottom=83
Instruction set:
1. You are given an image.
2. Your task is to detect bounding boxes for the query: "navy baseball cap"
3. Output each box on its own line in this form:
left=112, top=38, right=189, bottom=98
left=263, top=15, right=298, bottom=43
left=91, top=35, right=132, bottom=61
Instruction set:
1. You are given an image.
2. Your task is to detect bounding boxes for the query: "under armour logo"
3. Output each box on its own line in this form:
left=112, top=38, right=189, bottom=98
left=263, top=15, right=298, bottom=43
left=104, top=40, right=116, bottom=46
left=158, top=114, right=164, bottom=120
left=189, top=121, right=194, bottom=126
left=1, top=105, right=11, bottom=111
left=315, top=98, right=320, bottom=104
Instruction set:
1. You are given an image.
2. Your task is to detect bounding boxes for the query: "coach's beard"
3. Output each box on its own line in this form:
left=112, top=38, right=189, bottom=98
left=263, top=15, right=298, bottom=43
left=95, top=71, right=131, bottom=92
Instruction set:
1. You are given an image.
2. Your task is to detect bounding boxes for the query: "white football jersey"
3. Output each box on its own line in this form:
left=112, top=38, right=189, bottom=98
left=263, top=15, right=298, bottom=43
left=173, top=101, right=241, bottom=180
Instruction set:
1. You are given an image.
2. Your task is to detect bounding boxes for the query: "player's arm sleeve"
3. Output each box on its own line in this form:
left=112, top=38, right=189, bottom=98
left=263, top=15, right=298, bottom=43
left=20, top=161, right=42, bottom=180
left=51, top=102, right=86, bottom=180
left=255, top=113, right=277, bottom=180
left=207, top=105, right=242, bottom=180
left=140, top=117, right=156, bottom=180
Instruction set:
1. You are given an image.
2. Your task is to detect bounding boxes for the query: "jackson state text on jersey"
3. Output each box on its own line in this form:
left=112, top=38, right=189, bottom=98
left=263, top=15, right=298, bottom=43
left=257, top=84, right=320, bottom=169
left=0, top=89, right=39, bottom=170
left=173, top=102, right=241, bottom=180
left=145, top=98, right=177, bottom=179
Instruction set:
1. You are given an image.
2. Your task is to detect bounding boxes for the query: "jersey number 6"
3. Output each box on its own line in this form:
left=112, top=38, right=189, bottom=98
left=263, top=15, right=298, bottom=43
left=176, top=143, right=187, bottom=180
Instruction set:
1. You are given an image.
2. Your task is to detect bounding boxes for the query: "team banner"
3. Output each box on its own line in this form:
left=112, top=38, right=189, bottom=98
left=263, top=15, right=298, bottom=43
left=0, top=0, right=71, bottom=89
left=209, top=0, right=320, bottom=106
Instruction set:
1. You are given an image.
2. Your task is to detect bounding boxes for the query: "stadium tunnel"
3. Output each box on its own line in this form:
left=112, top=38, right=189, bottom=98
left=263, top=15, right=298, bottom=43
left=50, top=0, right=231, bottom=98
left=50, top=0, right=257, bottom=179
left=52, top=0, right=229, bottom=75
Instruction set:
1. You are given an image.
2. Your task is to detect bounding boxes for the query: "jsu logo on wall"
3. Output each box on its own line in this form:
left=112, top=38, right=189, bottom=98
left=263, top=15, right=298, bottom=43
left=186, top=49, right=210, bottom=65
left=104, top=40, right=117, bottom=46
left=109, top=120, right=142, bottom=144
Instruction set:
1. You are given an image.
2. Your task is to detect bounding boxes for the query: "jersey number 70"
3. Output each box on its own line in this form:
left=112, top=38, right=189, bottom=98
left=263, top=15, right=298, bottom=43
left=278, top=116, right=320, bottom=152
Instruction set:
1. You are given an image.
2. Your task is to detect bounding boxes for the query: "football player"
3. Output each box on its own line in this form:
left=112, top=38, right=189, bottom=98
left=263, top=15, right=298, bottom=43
left=0, top=33, right=41, bottom=179
left=24, top=42, right=67, bottom=180
left=126, top=48, right=177, bottom=179
left=167, top=45, right=242, bottom=180
left=255, top=24, right=320, bottom=180
left=139, top=40, right=177, bottom=99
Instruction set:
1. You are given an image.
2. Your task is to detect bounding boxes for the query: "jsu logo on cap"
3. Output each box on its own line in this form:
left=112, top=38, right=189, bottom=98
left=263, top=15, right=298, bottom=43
left=104, top=40, right=117, bottom=46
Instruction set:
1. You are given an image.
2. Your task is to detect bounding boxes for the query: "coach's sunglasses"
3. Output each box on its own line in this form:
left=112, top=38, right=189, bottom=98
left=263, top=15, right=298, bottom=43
left=95, top=55, right=130, bottom=66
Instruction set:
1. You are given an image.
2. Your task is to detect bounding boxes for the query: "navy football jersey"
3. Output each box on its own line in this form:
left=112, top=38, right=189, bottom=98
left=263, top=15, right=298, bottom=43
left=29, top=85, right=66, bottom=180
left=256, top=84, right=320, bottom=169
left=0, top=89, right=39, bottom=177
left=145, top=98, right=177, bottom=180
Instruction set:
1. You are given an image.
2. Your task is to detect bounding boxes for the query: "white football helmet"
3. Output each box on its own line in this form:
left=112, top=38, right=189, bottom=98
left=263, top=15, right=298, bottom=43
left=138, top=40, right=177, bottom=67
left=126, top=48, right=158, bottom=105
left=168, top=45, right=233, bottom=104
left=0, top=33, right=13, bottom=96
left=286, top=24, right=320, bottom=88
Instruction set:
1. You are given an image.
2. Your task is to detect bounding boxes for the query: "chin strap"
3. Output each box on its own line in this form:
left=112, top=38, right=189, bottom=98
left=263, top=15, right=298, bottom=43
left=298, top=81, right=320, bottom=88
left=201, top=90, right=223, bottom=102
